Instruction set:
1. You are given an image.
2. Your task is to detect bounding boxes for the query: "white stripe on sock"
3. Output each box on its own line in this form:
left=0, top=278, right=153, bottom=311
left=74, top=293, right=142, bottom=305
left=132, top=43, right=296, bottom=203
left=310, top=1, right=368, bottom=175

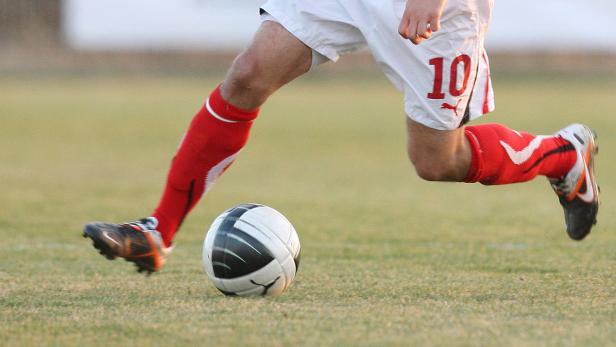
left=205, top=97, right=238, bottom=123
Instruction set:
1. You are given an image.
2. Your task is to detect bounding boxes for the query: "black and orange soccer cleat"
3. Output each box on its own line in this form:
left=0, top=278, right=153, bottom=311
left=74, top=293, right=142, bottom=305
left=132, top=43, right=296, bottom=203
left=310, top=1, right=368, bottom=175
left=83, top=217, right=172, bottom=274
left=550, top=124, right=599, bottom=241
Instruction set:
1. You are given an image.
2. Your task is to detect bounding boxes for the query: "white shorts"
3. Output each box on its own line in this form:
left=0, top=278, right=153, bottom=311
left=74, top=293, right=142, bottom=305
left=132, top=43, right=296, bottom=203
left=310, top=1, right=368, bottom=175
left=260, top=0, right=495, bottom=130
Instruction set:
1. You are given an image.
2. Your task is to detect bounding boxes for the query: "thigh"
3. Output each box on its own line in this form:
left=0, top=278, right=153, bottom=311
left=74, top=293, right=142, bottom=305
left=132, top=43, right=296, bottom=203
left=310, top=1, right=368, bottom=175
left=261, top=0, right=367, bottom=64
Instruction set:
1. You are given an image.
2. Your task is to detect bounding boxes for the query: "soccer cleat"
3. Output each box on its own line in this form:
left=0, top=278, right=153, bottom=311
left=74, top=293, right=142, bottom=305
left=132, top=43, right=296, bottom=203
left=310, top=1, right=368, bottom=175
left=549, top=124, right=599, bottom=240
left=82, top=217, right=172, bottom=274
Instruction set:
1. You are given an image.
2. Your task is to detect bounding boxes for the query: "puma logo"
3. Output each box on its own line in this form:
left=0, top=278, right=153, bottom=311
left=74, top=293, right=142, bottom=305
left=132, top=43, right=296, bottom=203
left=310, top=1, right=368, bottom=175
left=250, top=276, right=281, bottom=296
left=441, top=99, right=462, bottom=117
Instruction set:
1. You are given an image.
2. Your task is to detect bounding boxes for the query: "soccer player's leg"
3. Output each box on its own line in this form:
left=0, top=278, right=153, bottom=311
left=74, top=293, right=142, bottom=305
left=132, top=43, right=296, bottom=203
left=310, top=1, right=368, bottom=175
left=366, top=0, right=598, bottom=240
left=406, top=117, right=599, bottom=240
left=464, top=123, right=598, bottom=240
left=151, top=21, right=312, bottom=245
left=83, top=21, right=313, bottom=273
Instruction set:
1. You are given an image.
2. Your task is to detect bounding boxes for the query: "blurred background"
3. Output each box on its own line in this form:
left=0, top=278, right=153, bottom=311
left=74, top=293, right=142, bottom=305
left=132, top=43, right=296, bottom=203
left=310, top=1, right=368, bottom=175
left=1, top=0, right=615, bottom=73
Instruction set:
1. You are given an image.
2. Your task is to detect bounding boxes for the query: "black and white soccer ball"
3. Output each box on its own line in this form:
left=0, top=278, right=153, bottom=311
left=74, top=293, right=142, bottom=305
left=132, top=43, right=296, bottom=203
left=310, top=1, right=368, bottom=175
left=202, top=204, right=301, bottom=296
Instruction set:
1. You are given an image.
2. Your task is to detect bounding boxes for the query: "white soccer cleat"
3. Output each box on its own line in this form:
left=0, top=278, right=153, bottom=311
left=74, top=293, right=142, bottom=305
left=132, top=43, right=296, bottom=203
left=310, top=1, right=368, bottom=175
left=549, top=124, right=599, bottom=240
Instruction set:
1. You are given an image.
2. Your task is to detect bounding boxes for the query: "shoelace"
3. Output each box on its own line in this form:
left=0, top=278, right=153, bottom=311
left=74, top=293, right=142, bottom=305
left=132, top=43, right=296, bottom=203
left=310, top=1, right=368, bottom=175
left=126, top=218, right=157, bottom=231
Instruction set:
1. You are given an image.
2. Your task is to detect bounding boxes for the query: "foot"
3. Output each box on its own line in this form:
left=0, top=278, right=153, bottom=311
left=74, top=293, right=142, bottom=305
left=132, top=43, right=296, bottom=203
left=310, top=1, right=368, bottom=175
left=550, top=124, right=599, bottom=240
left=83, top=217, right=171, bottom=274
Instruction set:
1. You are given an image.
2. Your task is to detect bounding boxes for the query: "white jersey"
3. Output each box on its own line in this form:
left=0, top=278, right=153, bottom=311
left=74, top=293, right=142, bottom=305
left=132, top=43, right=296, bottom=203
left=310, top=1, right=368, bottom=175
left=261, top=0, right=495, bottom=130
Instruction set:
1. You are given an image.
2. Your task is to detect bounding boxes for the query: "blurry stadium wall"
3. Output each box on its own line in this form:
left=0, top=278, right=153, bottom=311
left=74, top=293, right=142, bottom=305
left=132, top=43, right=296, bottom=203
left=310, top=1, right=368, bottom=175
left=60, top=0, right=616, bottom=52
left=1, top=0, right=615, bottom=72
left=0, top=0, right=62, bottom=47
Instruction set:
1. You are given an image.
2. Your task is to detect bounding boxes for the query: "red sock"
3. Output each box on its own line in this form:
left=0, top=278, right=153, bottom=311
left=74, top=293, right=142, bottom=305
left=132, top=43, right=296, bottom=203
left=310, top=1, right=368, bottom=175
left=152, top=85, right=259, bottom=246
left=465, top=123, right=577, bottom=185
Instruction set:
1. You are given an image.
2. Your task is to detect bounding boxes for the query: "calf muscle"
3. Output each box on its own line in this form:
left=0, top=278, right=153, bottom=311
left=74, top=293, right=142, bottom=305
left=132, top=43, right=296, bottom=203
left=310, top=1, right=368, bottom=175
left=406, top=118, right=471, bottom=181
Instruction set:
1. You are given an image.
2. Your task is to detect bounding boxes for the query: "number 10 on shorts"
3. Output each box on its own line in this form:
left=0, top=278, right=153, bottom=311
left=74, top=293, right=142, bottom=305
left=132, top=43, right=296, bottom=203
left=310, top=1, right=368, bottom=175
left=427, top=55, right=472, bottom=100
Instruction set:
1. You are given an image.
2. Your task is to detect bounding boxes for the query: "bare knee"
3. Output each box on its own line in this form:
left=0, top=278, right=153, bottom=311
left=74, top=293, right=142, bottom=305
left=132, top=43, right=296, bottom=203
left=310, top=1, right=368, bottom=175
left=220, top=22, right=312, bottom=110
left=222, top=52, right=273, bottom=108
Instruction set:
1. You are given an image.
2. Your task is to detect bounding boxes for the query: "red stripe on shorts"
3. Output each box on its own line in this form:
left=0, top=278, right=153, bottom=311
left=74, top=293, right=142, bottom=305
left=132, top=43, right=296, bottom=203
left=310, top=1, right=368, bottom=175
left=482, top=52, right=491, bottom=114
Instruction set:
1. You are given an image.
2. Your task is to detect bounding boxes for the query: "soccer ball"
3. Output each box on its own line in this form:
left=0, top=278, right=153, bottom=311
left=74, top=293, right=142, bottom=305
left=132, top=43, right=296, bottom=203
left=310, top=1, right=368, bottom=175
left=202, top=203, right=301, bottom=296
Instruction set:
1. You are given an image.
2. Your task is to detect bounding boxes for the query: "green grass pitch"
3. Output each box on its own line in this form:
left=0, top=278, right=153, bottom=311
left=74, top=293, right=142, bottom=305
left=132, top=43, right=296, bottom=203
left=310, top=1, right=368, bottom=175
left=1, top=70, right=615, bottom=346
